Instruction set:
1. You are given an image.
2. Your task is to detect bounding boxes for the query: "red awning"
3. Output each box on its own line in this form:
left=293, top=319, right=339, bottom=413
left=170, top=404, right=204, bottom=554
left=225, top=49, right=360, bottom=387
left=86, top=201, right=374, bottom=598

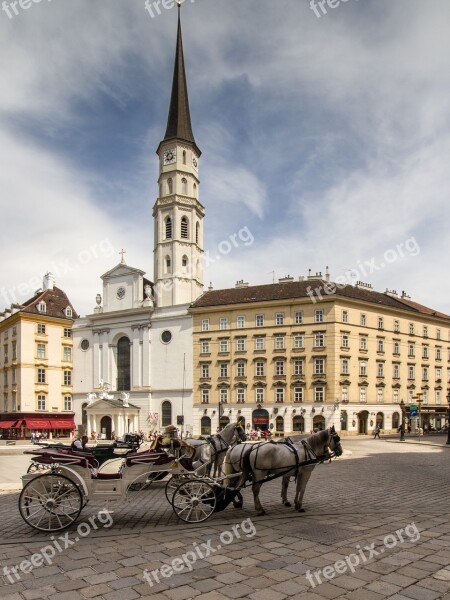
left=23, top=419, right=52, bottom=430
left=48, top=419, right=75, bottom=429
left=0, top=420, right=17, bottom=429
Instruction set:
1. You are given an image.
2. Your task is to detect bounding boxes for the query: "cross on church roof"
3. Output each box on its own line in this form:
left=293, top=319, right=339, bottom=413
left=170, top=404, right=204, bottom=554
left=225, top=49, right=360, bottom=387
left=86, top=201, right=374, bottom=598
left=119, top=249, right=126, bottom=264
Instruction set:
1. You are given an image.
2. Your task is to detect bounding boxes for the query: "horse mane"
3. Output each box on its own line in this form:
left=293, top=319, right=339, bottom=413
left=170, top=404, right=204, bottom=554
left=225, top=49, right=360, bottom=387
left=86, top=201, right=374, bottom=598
left=306, top=428, right=330, bottom=453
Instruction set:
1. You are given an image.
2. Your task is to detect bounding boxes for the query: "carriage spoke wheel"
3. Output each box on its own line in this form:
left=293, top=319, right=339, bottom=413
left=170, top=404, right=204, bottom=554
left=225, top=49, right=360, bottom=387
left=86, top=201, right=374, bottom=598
left=19, top=473, right=83, bottom=532
left=172, top=480, right=216, bottom=523
left=164, top=475, right=185, bottom=503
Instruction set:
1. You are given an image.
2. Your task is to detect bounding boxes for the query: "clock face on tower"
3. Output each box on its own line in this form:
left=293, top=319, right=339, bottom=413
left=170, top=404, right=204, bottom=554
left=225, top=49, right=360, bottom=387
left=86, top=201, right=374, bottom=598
left=192, top=157, right=198, bottom=169
left=164, top=148, right=177, bottom=165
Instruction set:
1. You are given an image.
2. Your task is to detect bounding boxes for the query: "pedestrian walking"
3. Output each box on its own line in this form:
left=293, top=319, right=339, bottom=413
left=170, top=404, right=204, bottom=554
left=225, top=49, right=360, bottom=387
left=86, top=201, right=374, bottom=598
left=373, top=425, right=381, bottom=439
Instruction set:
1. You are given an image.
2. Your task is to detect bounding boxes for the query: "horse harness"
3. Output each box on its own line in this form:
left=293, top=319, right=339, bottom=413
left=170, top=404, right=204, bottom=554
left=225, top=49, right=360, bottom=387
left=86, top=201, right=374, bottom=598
left=242, top=431, right=341, bottom=487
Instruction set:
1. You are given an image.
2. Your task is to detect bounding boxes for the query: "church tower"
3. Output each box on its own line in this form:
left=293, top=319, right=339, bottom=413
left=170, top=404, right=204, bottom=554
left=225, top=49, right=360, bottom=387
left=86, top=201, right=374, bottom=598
left=153, top=7, right=204, bottom=308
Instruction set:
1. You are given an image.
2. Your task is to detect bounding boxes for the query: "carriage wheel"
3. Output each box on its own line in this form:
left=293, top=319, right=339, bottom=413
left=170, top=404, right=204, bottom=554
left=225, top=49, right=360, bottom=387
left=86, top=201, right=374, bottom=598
left=19, top=473, right=83, bottom=532
left=164, top=475, right=184, bottom=503
left=172, top=480, right=216, bottom=523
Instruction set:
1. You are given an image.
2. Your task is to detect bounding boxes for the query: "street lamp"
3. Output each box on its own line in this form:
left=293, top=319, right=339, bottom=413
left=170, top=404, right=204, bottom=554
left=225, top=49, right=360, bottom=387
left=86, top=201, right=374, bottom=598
left=399, top=400, right=406, bottom=441
left=446, top=390, right=450, bottom=445
left=218, top=399, right=223, bottom=431
left=413, top=393, right=423, bottom=441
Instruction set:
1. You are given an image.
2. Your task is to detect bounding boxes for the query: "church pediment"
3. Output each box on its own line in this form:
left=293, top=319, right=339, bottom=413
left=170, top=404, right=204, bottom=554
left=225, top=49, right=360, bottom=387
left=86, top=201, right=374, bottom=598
left=101, top=263, right=146, bottom=280
left=87, top=398, right=140, bottom=411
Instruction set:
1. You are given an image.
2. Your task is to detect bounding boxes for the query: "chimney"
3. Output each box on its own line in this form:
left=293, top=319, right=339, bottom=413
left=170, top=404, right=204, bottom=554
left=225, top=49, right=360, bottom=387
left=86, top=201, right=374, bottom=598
left=278, top=275, right=294, bottom=283
left=385, top=289, right=398, bottom=298
left=43, top=272, right=55, bottom=291
left=355, top=281, right=373, bottom=290
left=235, top=280, right=249, bottom=288
left=325, top=266, right=330, bottom=283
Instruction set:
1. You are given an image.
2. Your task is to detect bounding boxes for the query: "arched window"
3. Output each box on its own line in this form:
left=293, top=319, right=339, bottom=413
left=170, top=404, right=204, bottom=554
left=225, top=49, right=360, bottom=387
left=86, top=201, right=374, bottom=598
left=201, top=416, right=211, bottom=436
left=183, top=150, right=187, bottom=165
left=165, top=256, right=171, bottom=273
left=275, top=416, right=284, bottom=433
left=182, top=255, right=188, bottom=268
left=196, top=222, right=200, bottom=245
left=293, top=415, right=304, bottom=432
left=167, top=178, right=173, bottom=195
left=81, top=402, right=88, bottom=433
left=162, top=401, right=172, bottom=427
left=181, top=178, right=188, bottom=195
left=159, top=183, right=162, bottom=198
left=376, top=412, right=384, bottom=428
left=181, top=216, right=189, bottom=239
left=117, top=337, right=131, bottom=391
left=392, top=412, right=400, bottom=429
left=165, top=217, right=172, bottom=240
left=193, top=183, right=197, bottom=196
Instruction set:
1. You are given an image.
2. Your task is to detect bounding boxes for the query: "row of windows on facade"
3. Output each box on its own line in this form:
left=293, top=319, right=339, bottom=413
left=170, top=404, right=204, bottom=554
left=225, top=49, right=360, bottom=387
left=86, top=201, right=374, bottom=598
left=3, top=324, right=72, bottom=341
left=164, top=216, right=200, bottom=243
left=36, top=395, right=72, bottom=411
left=200, top=359, right=449, bottom=381
left=35, top=303, right=73, bottom=317
left=161, top=177, right=197, bottom=198
left=2, top=365, right=73, bottom=386
left=199, top=386, right=445, bottom=405
left=201, top=312, right=448, bottom=340
left=2, top=394, right=72, bottom=412
left=2, top=339, right=73, bottom=366
left=199, top=335, right=450, bottom=357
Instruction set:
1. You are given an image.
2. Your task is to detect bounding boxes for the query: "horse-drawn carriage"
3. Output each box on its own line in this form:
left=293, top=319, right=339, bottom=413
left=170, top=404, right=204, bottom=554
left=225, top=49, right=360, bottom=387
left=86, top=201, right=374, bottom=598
left=18, top=424, right=342, bottom=532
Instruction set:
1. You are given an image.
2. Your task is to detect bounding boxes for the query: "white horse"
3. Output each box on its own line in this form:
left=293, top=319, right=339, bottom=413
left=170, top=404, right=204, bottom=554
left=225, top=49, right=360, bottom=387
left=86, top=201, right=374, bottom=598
left=223, top=426, right=343, bottom=516
left=186, top=422, right=247, bottom=476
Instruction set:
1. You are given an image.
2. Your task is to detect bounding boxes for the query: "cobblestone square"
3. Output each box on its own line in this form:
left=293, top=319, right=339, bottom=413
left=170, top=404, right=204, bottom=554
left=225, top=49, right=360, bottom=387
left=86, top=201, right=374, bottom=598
left=0, top=438, right=449, bottom=599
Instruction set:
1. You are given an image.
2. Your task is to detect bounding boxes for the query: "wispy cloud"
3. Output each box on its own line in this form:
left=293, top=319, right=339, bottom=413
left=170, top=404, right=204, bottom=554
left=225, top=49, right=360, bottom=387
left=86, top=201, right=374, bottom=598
left=1, top=0, right=450, bottom=315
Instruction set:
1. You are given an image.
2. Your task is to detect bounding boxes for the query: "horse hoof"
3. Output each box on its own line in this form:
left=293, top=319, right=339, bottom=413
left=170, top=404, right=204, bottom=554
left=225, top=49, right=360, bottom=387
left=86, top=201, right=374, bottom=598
left=256, top=511, right=266, bottom=517
left=234, top=502, right=243, bottom=509
left=283, top=501, right=292, bottom=507
left=296, top=508, right=306, bottom=513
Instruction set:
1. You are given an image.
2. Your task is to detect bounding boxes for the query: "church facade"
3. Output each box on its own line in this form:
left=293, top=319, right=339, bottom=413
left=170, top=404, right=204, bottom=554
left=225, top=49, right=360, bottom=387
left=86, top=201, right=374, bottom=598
left=72, top=10, right=204, bottom=438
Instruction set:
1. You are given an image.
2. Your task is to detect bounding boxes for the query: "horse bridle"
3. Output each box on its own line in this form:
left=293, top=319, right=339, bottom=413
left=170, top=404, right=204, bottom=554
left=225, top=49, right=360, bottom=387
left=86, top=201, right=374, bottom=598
left=210, top=425, right=246, bottom=458
left=323, top=430, right=343, bottom=461
left=301, top=429, right=342, bottom=464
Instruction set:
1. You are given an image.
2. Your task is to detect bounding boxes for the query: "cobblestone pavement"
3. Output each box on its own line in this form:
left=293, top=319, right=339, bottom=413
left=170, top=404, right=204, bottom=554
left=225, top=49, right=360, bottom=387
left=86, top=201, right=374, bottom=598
left=0, top=438, right=449, bottom=599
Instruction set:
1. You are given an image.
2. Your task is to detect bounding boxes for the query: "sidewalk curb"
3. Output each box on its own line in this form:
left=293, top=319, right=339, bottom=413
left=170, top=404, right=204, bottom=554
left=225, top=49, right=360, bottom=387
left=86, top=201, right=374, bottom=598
left=384, top=439, right=450, bottom=448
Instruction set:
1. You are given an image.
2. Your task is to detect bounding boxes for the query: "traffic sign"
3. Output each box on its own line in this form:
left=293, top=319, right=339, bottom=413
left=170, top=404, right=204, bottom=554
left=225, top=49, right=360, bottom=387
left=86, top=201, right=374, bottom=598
left=410, top=409, right=418, bottom=417
left=410, top=405, right=417, bottom=411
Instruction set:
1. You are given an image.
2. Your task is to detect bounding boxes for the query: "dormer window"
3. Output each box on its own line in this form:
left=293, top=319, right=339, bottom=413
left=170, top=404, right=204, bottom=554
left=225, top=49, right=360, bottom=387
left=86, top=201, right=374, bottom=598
left=65, top=307, right=72, bottom=318
left=37, top=302, right=46, bottom=313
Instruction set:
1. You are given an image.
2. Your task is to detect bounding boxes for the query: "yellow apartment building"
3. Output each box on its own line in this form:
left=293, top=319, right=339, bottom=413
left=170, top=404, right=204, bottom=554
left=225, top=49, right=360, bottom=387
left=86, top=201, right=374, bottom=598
left=190, top=276, right=450, bottom=436
left=0, top=273, right=77, bottom=439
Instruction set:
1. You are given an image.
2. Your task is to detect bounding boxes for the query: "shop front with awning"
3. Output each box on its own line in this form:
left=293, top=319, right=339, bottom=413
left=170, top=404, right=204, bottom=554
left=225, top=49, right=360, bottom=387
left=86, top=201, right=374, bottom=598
left=0, top=414, right=76, bottom=439
left=0, top=420, right=18, bottom=429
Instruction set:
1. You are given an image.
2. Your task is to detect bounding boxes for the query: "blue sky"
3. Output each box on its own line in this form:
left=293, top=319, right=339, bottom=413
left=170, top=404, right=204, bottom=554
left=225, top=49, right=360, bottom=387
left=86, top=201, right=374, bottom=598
left=1, top=0, right=450, bottom=316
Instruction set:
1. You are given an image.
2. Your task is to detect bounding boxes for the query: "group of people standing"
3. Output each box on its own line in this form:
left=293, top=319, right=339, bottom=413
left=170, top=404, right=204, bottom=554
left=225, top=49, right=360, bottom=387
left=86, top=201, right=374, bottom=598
left=30, top=432, right=47, bottom=444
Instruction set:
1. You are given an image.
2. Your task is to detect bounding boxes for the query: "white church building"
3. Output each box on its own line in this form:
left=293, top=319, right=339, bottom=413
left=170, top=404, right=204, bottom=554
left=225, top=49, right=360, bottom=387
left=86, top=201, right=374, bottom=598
left=72, top=10, right=204, bottom=438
